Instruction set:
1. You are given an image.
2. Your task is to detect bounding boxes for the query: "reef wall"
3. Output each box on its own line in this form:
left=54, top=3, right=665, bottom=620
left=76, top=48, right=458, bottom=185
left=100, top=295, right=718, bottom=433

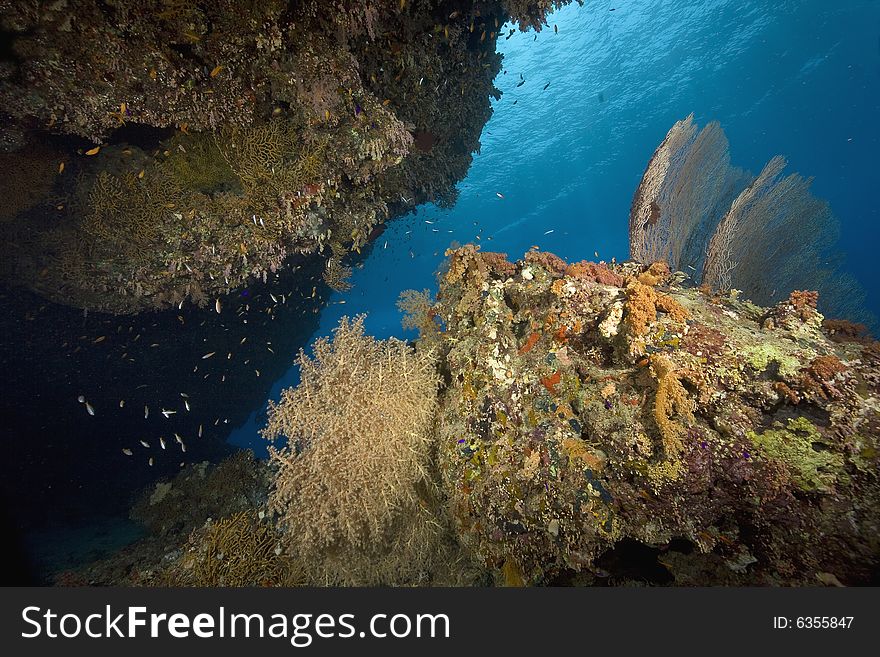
left=0, top=0, right=573, bottom=313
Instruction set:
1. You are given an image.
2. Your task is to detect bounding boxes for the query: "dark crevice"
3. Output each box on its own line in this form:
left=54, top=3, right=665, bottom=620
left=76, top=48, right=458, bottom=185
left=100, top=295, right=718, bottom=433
left=0, top=29, right=22, bottom=63
left=106, top=123, right=175, bottom=151
left=545, top=538, right=681, bottom=586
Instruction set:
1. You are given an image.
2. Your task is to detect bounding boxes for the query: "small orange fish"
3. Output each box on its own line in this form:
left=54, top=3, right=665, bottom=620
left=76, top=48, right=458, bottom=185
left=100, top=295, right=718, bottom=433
left=84, top=146, right=100, bottom=156
left=210, top=65, right=224, bottom=78
left=382, top=99, right=391, bottom=106
left=149, top=68, right=157, bottom=80
left=58, top=161, right=65, bottom=173
left=179, top=122, right=189, bottom=135
left=137, top=169, right=145, bottom=179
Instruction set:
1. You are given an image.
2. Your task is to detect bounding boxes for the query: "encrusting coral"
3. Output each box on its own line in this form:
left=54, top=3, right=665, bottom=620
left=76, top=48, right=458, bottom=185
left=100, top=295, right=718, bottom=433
left=0, top=1, right=575, bottom=313
left=429, top=246, right=880, bottom=585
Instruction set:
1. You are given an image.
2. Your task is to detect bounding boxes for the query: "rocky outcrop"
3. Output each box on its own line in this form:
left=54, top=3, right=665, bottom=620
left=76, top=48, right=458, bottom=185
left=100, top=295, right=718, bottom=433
left=0, top=1, right=571, bottom=313
left=432, top=247, right=880, bottom=585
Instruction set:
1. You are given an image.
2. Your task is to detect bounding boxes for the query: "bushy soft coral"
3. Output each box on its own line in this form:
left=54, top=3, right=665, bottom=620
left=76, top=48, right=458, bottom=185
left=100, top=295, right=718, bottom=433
left=798, top=355, right=846, bottom=401
left=566, top=260, right=624, bottom=287
left=624, top=280, right=689, bottom=338
left=636, top=260, right=671, bottom=287
left=651, top=355, right=693, bottom=460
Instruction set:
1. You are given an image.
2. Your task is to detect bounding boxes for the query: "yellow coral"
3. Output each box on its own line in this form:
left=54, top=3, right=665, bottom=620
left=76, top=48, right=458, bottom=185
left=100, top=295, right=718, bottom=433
left=562, top=438, right=604, bottom=472
left=322, top=254, right=352, bottom=292
left=398, top=289, right=440, bottom=342
left=80, top=168, right=183, bottom=253
left=162, top=133, right=237, bottom=192
left=650, top=354, right=693, bottom=463
left=636, top=261, right=671, bottom=286
left=624, top=280, right=690, bottom=337
left=183, top=511, right=299, bottom=587
left=264, top=316, right=444, bottom=585
left=215, top=121, right=296, bottom=192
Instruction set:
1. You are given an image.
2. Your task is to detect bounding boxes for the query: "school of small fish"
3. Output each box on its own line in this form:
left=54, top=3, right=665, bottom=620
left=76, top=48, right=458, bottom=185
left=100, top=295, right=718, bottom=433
left=56, top=23, right=562, bottom=475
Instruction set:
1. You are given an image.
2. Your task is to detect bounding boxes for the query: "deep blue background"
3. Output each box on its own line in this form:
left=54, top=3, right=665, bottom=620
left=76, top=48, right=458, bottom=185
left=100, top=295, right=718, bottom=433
left=232, top=0, right=880, bottom=454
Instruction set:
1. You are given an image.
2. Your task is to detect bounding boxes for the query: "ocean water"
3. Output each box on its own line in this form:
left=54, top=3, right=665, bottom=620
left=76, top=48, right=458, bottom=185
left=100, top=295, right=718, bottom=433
left=3, top=0, right=878, bottom=581
left=232, top=0, right=880, bottom=454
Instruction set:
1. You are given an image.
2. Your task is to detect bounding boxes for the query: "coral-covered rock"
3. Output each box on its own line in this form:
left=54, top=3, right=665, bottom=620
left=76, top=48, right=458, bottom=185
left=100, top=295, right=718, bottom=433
left=0, top=1, right=569, bottom=313
left=433, top=247, right=880, bottom=585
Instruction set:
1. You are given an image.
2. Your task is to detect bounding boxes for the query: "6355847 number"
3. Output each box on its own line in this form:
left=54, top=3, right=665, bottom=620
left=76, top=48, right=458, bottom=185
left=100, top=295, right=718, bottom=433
left=773, top=617, right=854, bottom=629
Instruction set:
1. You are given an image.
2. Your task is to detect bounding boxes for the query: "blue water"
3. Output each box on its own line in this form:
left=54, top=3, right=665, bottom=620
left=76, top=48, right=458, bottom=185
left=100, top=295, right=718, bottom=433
left=231, top=0, right=880, bottom=455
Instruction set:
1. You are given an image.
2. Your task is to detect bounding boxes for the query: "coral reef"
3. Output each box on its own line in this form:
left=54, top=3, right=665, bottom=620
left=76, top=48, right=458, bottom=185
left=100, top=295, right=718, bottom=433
left=430, top=246, right=880, bottom=585
left=130, top=450, right=268, bottom=538
left=63, top=247, right=879, bottom=588
left=56, top=452, right=276, bottom=586
left=0, top=1, right=571, bottom=313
